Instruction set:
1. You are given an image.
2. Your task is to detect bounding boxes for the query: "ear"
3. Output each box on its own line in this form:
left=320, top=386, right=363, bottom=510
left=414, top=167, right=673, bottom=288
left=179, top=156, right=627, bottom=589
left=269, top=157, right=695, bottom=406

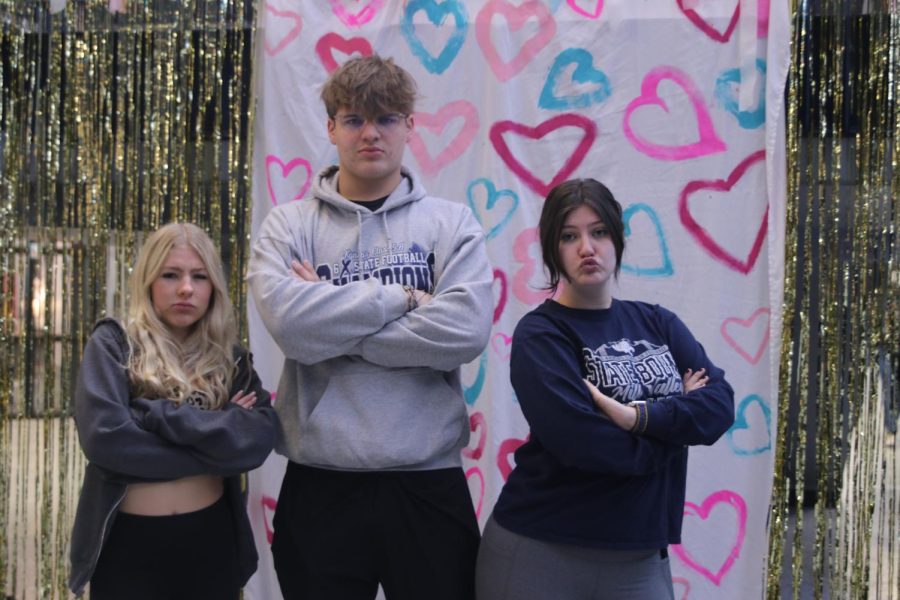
left=405, top=114, right=415, bottom=142
left=327, top=118, right=337, bottom=145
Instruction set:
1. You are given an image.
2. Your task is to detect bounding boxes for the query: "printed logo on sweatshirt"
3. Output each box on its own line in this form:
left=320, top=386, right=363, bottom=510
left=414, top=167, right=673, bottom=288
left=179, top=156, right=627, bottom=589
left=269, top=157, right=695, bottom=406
left=583, top=338, right=682, bottom=403
left=315, top=241, right=435, bottom=291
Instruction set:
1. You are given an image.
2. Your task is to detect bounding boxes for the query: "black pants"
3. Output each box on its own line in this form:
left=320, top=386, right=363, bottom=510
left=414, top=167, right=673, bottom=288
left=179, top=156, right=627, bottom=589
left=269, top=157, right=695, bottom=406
left=90, top=494, right=240, bottom=600
left=272, top=463, right=480, bottom=600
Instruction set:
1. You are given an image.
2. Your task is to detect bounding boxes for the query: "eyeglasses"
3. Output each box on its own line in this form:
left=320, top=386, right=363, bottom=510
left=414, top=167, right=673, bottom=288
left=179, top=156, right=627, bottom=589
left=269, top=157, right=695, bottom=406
left=335, top=113, right=408, bottom=133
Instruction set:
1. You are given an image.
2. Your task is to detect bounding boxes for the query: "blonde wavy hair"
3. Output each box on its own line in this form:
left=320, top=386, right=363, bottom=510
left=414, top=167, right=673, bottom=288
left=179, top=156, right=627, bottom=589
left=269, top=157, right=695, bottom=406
left=125, top=223, right=237, bottom=409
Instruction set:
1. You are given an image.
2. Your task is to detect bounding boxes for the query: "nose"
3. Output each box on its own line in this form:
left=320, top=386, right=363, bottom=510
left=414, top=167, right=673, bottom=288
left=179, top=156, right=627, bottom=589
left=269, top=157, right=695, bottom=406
left=360, top=119, right=380, bottom=140
left=177, top=276, right=193, bottom=295
left=577, top=234, right=595, bottom=256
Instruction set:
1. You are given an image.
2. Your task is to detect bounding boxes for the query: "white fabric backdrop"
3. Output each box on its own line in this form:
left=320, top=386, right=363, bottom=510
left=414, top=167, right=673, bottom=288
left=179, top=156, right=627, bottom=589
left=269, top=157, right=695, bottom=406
left=245, top=1, right=790, bottom=598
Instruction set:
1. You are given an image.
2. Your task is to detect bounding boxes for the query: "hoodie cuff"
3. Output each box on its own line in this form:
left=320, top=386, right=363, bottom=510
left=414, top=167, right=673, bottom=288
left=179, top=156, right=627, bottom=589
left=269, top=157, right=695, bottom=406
left=381, top=282, right=411, bottom=322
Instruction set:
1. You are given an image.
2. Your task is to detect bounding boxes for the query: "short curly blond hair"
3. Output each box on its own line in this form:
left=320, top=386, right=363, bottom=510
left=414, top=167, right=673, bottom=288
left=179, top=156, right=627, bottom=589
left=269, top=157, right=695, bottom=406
left=320, top=55, right=417, bottom=119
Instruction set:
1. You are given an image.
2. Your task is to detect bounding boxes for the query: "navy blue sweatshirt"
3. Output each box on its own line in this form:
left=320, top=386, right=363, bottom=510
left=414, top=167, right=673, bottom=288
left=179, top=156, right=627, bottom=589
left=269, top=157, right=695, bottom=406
left=492, top=299, right=734, bottom=550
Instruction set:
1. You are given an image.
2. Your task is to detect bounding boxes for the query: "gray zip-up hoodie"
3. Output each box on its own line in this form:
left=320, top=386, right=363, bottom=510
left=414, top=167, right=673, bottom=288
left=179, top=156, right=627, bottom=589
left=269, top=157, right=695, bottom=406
left=248, top=166, right=493, bottom=471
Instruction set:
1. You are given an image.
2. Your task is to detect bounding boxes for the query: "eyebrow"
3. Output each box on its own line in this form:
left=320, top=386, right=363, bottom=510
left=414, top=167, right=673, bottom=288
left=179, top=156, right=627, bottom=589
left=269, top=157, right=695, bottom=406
left=561, top=220, right=605, bottom=229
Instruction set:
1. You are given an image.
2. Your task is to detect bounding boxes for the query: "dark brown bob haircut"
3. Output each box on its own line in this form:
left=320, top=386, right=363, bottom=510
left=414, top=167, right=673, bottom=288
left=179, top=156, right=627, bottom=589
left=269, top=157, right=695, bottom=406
left=320, top=55, right=417, bottom=120
left=539, top=178, right=625, bottom=294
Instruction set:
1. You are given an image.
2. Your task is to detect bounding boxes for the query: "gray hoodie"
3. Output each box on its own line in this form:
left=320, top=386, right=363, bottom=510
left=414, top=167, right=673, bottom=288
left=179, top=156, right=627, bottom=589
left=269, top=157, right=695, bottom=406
left=248, top=166, right=493, bottom=471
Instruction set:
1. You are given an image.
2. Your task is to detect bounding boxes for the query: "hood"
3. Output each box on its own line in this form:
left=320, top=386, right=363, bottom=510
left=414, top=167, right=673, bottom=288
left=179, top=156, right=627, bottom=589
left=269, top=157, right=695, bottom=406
left=313, top=165, right=427, bottom=214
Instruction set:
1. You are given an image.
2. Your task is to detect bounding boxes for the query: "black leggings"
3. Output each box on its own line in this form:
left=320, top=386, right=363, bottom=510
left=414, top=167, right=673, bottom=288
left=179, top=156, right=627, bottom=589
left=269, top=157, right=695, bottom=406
left=90, top=494, right=240, bottom=600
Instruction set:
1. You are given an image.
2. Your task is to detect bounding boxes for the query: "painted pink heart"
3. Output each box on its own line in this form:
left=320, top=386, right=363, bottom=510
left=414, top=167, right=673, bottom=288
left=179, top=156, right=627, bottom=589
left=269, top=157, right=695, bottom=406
left=264, top=3, right=303, bottom=57
left=678, top=149, right=767, bottom=274
left=266, top=155, right=312, bottom=206
left=512, top=227, right=555, bottom=306
left=671, top=490, right=747, bottom=586
left=475, top=0, right=557, bottom=82
left=758, top=0, right=770, bottom=38
left=721, top=307, right=770, bottom=365
left=677, top=0, right=740, bottom=43
left=329, top=0, right=384, bottom=28
left=315, top=32, right=373, bottom=74
left=261, top=495, right=277, bottom=544
left=497, top=436, right=527, bottom=481
left=672, top=576, right=691, bottom=600
left=493, top=268, right=508, bottom=324
left=465, top=466, right=486, bottom=520
left=491, top=332, right=512, bottom=360
left=567, top=0, right=603, bottom=19
left=462, top=411, right=487, bottom=460
left=490, top=113, right=597, bottom=196
left=408, top=100, right=480, bottom=177
left=624, top=66, right=726, bottom=161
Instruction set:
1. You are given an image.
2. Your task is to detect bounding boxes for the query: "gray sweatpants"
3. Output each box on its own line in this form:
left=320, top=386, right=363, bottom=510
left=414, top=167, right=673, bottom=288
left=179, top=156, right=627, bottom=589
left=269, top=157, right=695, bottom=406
left=475, top=516, right=676, bottom=600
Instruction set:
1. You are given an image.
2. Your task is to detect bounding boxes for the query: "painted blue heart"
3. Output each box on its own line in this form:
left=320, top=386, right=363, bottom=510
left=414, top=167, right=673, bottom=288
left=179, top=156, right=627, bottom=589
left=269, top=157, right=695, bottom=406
left=621, top=203, right=673, bottom=277
left=539, top=48, right=612, bottom=111
left=466, top=178, right=519, bottom=241
left=401, top=0, right=468, bottom=75
left=544, top=0, right=565, bottom=13
left=726, top=394, right=772, bottom=456
left=715, top=59, right=767, bottom=129
left=463, top=351, right=487, bottom=406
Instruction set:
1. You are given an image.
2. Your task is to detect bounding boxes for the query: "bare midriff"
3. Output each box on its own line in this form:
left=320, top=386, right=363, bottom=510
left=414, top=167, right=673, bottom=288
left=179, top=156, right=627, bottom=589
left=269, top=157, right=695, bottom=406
left=120, top=474, right=224, bottom=515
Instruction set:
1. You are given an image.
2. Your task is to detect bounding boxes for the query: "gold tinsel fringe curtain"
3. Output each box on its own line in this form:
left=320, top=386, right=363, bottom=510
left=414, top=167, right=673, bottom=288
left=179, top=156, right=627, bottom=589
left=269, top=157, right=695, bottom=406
left=768, top=1, right=899, bottom=599
left=0, top=1, right=256, bottom=598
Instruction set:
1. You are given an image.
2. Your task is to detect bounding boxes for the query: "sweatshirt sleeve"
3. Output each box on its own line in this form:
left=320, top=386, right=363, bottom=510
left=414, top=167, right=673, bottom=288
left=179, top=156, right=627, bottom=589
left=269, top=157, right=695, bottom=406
left=350, top=209, right=493, bottom=371
left=641, top=308, right=735, bottom=446
left=511, top=317, right=682, bottom=476
left=247, top=206, right=410, bottom=365
left=73, top=322, right=217, bottom=480
left=130, top=350, right=278, bottom=473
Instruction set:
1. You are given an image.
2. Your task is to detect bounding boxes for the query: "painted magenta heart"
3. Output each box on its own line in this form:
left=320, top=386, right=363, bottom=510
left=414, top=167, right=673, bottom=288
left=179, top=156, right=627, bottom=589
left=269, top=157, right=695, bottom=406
left=493, top=268, right=508, bottom=324
left=491, top=332, right=512, bottom=360
left=678, top=150, right=766, bottom=274
left=624, top=66, right=726, bottom=161
left=329, top=0, right=384, bottom=28
left=721, top=307, right=770, bottom=365
left=676, top=0, right=740, bottom=43
left=315, top=32, right=373, bottom=74
left=264, top=3, right=303, bottom=57
left=266, top=155, right=312, bottom=206
left=466, top=466, right=486, bottom=520
left=260, top=495, right=277, bottom=544
left=462, top=411, right=487, bottom=460
left=466, top=177, right=519, bottom=241
left=490, top=113, right=597, bottom=196
left=475, top=0, right=556, bottom=82
left=408, top=100, right=480, bottom=176
left=497, top=436, right=527, bottom=481
left=671, top=490, right=747, bottom=586
left=566, top=0, right=603, bottom=19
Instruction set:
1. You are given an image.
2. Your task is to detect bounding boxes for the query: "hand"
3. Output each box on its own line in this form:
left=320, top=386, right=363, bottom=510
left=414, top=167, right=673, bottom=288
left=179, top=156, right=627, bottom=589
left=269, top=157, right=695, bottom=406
left=230, top=390, right=257, bottom=410
left=682, top=368, right=708, bottom=393
left=414, top=290, right=433, bottom=308
left=291, top=259, right=321, bottom=283
left=583, top=379, right=636, bottom=432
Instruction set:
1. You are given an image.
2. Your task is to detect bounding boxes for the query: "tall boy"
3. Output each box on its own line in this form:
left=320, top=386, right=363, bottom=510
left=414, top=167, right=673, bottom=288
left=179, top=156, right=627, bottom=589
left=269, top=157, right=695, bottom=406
left=248, top=56, right=492, bottom=599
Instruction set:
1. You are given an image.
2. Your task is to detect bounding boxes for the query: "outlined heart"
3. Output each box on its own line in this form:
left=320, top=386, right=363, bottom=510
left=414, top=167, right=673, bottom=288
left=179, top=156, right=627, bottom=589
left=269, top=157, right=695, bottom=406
left=539, top=47, right=612, bottom=111
left=679, top=149, right=767, bottom=274
left=490, top=113, right=597, bottom=196
left=726, top=394, right=772, bottom=456
left=466, top=178, right=519, bottom=241
left=463, top=351, right=487, bottom=406
left=491, top=332, right=512, bottom=360
left=329, top=0, right=384, bottom=28
left=266, top=155, right=312, bottom=206
left=465, top=466, right=486, bottom=520
left=621, top=203, right=673, bottom=278
left=264, top=3, right=303, bottom=57
left=475, top=0, right=557, bottom=82
left=492, top=267, right=509, bottom=324
left=624, top=66, right=726, bottom=161
left=408, top=100, right=480, bottom=176
left=566, top=0, right=603, bottom=19
left=462, top=411, right=487, bottom=460
left=672, top=489, right=747, bottom=586
left=315, top=32, right=373, bottom=74
left=512, top=227, right=555, bottom=305
left=261, top=495, right=277, bottom=544
left=715, top=59, right=767, bottom=129
left=676, top=0, right=740, bottom=43
left=672, top=576, right=691, bottom=600
left=497, top=436, right=528, bottom=481
left=721, top=307, right=770, bottom=365
left=401, top=0, right=469, bottom=75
